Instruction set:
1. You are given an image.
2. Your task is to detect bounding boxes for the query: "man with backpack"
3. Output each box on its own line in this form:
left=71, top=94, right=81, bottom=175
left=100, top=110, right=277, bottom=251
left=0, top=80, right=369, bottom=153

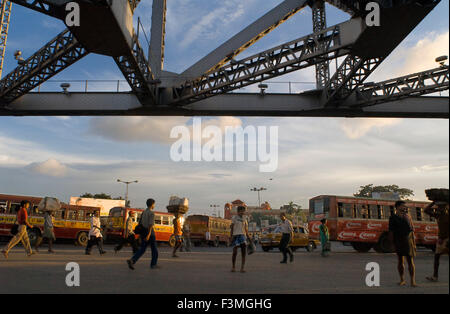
left=127, top=199, right=159, bottom=270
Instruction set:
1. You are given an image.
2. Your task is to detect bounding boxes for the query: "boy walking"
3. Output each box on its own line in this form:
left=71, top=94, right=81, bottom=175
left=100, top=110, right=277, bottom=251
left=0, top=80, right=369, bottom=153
left=230, top=206, right=250, bottom=273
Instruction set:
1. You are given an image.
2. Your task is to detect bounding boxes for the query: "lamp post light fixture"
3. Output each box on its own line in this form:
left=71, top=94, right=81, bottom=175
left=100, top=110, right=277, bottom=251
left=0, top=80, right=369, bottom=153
left=117, top=179, right=138, bottom=209
left=250, top=187, right=267, bottom=207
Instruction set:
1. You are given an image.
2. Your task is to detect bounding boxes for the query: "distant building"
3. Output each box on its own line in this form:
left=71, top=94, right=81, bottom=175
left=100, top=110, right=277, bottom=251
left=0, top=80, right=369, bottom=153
left=69, top=197, right=125, bottom=216
left=224, top=199, right=283, bottom=220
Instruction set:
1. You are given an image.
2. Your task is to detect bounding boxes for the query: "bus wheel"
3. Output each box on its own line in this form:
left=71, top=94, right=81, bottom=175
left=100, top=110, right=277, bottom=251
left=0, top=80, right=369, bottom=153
left=27, top=228, right=41, bottom=247
left=306, top=241, right=316, bottom=252
left=262, top=246, right=271, bottom=252
left=76, top=232, right=89, bottom=247
left=375, top=233, right=395, bottom=253
left=351, top=242, right=372, bottom=253
left=169, top=235, right=176, bottom=248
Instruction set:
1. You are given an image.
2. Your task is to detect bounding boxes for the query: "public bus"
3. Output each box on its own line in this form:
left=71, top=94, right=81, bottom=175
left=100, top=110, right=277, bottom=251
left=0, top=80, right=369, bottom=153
left=307, top=195, right=438, bottom=253
left=186, top=215, right=232, bottom=247
left=0, top=193, right=100, bottom=247
left=104, top=207, right=176, bottom=246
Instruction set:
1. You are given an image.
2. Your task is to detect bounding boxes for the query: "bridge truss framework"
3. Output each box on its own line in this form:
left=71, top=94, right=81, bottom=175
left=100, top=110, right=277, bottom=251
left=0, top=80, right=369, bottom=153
left=0, top=0, right=448, bottom=118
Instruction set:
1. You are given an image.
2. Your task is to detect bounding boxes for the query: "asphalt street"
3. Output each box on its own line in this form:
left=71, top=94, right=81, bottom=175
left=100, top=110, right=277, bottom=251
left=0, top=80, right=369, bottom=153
left=0, top=242, right=448, bottom=294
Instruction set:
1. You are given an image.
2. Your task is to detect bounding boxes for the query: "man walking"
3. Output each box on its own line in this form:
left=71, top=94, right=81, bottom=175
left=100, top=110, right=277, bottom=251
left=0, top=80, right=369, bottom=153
left=279, top=213, right=294, bottom=263
left=181, top=221, right=192, bottom=252
left=389, top=200, right=417, bottom=287
left=172, top=214, right=183, bottom=257
left=127, top=199, right=159, bottom=270
left=230, top=206, right=250, bottom=273
left=85, top=211, right=106, bottom=255
left=425, top=201, right=449, bottom=282
left=115, top=211, right=138, bottom=254
left=36, top=210, right=56, bottom=253
left=2, top=200, right=34, bottom=258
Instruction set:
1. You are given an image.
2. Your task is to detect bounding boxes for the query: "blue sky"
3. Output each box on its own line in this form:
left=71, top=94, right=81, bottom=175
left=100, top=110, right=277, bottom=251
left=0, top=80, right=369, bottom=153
left=0, top=1, right=449, bottom=214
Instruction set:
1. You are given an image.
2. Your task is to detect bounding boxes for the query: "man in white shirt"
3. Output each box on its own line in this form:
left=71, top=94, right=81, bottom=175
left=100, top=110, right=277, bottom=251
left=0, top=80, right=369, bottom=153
left=230, top=206, right=250, bottom=273
left=85, top=211, right=106, bottom=255
left=279, top=213, right=294, bottom=264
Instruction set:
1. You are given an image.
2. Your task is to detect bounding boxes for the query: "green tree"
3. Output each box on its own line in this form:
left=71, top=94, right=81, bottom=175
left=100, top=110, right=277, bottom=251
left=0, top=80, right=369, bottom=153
left=354, top=184, right=414, bottom=200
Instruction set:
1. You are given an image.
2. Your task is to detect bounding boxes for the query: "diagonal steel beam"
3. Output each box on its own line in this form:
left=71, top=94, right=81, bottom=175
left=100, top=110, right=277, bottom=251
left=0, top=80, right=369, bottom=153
left=351, top=66, right=449, bottom=108
left=322, top=54, right=384, bottom=106
left=0, top=28, right=88, bottom=104
left=114, top=32, right=157, bottom=105
left=172, top=18, right=363, bottom=105
left=149, top=0, right=166, bottom=78
left=181, top=0, right=309, bottom=80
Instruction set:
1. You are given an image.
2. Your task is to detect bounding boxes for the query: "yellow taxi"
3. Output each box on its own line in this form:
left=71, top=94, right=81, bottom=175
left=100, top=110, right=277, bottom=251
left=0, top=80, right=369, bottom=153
left=260, top=224, right=320, bottom=252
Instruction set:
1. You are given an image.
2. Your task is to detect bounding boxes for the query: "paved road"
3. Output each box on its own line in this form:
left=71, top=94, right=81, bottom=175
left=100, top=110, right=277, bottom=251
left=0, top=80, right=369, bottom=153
left=0, top=243, right=447, bottom=294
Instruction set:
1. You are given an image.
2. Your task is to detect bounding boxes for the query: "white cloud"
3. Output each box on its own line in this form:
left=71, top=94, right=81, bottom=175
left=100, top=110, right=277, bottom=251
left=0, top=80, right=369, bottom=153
left=27, top=159, right=69, bottom=177
left=371, top=30, right=449, bottom=81
left=88, top=116, right=243, bottom=144
left=88, top=116, right=190, bottom=143
left=339, top=118, right=401, bottom=139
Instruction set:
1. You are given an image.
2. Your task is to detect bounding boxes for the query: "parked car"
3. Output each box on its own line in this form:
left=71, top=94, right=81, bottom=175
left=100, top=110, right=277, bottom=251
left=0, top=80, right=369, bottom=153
left=260, top=224, right=319, bottom=252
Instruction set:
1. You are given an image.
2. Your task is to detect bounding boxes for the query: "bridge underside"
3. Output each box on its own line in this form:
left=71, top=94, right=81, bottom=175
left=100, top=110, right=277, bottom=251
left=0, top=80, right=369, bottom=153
left=3, top=92, right=447, bottom=118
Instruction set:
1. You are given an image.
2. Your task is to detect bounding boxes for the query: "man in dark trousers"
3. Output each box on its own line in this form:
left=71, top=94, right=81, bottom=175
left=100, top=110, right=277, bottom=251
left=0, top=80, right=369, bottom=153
left=389, top=200, right=417, bottom=287
left=425, top=201, right=449, bottom=282
left=279, top=213, right=294, bottom=264
left=115, top=211, right=138, bottom=254
left=127, top=199, right=159, bottom=270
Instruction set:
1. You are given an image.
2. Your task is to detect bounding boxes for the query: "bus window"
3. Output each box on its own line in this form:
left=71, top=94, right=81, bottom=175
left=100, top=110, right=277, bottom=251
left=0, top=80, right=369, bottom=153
left=357, top=205, right=368, bottom=219
left=55, top=209, right=65, bottom=219
left=0, top=200, right=7, bottom=213
left=377, top=205, right=383, bottom=220
left=416, top=208, right=423, bottom=222
left=383, top=206, right=395, bottom=219
left=155, top=215, right=162, bottom=225
left=78, top=210, right=86, bottom=221
left=409, top=207, right=417, bottom=221
left=338, top=203, right=344, bottom=217
left=67, top=210, right=77, bottom=220
left=313, top=199, right=324, bottom=215
left=369, top=205, right=378, bottom=219
left=162, top=216, right=170, bottom=225
left=341, top=204, right=353, bottom=218
left=10, top=203, right=20, bottom=214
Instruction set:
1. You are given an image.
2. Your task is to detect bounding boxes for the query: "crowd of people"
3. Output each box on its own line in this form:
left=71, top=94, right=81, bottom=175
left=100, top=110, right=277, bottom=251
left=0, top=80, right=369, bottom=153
left=1, top=198, right=448, bottom=287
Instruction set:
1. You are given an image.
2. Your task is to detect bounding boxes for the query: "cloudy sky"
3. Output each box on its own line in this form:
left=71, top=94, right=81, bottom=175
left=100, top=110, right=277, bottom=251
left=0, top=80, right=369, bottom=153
left=0, top=1, right=448, bottom=215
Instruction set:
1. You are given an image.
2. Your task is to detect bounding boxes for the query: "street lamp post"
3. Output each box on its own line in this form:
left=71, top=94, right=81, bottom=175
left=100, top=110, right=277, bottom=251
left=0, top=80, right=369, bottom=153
left=250, top=187, right=267, bottom=207
left=117, top=179, right=138, bottom=209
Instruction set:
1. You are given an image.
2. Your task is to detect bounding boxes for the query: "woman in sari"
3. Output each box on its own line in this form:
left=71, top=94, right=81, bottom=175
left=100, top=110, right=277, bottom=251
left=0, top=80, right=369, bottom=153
left=319, top=218, right=330, bottom=257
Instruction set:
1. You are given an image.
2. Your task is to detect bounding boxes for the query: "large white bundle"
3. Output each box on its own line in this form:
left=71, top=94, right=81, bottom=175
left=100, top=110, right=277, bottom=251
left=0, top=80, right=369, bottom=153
left=169, top=196, right=189, bottom=207
left=37, top=197, right=61, bottom=212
